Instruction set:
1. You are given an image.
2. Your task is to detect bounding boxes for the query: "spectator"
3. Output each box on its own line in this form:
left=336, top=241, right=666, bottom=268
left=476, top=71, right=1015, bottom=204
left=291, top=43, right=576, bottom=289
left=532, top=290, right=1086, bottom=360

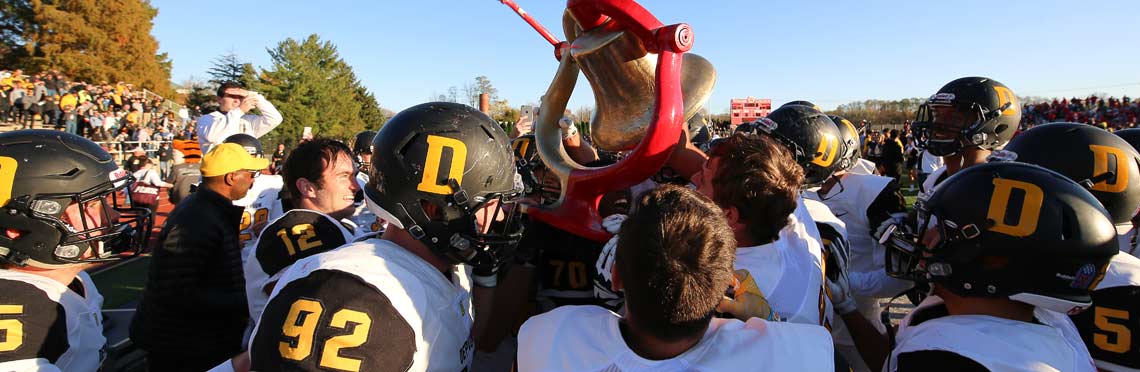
left=196, top=81, right=282, bottom=153
left=157, top=141, right=174, bottom=179
left=124, top=147, right=148, bottom=173
left=131, top=143, right=268, bottom=371
left=880, top=129, right=905, bottom=181
left=0, top=83, right=10, bottom=124
left=132, top=158, right=173, bottom=215
left=270, top=143, right=286, bottom=174
left=137, top=124, right=152, bottom=151
left=167, top=150, right=201, bottom=205
left=10, top=83, right=25, bottom=126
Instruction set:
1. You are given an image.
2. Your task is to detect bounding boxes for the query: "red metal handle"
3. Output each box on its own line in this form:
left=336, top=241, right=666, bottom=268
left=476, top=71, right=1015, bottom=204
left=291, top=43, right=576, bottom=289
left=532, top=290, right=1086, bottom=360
left=524, top=0, right=693, bottom=242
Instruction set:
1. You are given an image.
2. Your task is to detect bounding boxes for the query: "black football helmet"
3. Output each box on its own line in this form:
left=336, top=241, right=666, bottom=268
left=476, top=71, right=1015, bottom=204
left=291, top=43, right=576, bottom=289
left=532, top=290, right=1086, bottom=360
left=884, top=162, right=1116, bottom=314
left=829, top=115, right=861, bottom=173
left=742, top=105, right=843, bottom=186
left=913, top=77, right=1021, bottom=156
left=781, top=100, right=822, bottom=113
left=365, top=102, right=523, bottom=274
left=511, top=134, right=542, bottom=194
left=1003, top=123, right=1140, bottom=225
left=1114, top=128, right=1140, bottom=155
left=352, top=130, right=377, bottom=173
left=688, top=112, right=713, bottom=147
left=223, top=133, right=263, bottom=157
left=0, top=130, right=152, bottom=267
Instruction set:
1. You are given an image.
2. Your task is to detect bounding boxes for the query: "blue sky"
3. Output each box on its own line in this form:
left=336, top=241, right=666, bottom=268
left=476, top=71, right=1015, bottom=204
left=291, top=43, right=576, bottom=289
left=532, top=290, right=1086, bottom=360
left=152, top=1, right=1140, bottom=113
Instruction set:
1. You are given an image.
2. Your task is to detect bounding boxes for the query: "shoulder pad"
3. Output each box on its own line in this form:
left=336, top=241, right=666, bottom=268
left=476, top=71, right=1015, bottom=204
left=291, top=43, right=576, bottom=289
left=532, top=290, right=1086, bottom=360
left=0, top=278, right=68, bottom=364
left=255, top=210, right=350, bottom=276
left=250, top=269, right=415, bottom=372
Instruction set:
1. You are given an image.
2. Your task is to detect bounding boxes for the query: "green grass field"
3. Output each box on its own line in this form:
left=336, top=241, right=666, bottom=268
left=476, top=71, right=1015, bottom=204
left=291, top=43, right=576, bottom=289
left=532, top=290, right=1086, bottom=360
left=90, top=256, right=151, bottom=309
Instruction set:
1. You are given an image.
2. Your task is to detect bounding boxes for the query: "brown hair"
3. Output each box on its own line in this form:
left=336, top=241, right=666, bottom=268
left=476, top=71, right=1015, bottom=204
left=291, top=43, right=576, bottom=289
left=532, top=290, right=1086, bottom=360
left=282, top=138, right=353, bottom=198
left=615, top=184, right=737, bottom=341
left=708, top=133, right=803, bottom=245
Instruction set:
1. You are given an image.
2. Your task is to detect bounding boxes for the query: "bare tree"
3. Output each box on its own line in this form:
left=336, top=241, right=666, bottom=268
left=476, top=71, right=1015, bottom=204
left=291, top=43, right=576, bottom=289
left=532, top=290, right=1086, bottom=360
left=463, top=83, right=480, bottom=107
left=447, top=86, right=459, bottom=103
left=573, top=106, right=593, bottom=124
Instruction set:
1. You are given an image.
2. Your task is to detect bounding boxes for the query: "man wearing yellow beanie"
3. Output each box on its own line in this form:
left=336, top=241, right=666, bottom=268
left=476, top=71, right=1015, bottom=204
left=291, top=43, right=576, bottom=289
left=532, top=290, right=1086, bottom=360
left=131, top=143, right=270, bottom=371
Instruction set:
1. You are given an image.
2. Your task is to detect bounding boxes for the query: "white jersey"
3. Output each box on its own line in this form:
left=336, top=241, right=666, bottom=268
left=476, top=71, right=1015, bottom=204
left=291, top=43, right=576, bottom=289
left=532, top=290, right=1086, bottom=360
left=0, top=270, right=105, bottom=372
left=233, top=174, right=285, bottom=259
left=243, top=209, right=354, bottom=326
left=807, top=173, right=891, bottom=274
left=918, top=165, right=948, bottom=201
left=249, top=239, right=475, bottom=371
left=1117, top=224, right=1139, bottom=258
left=801, top=198, right=840, bottom=326
left=919, top=150, right=945, bottom=174
left=517, top=305, right=833, bottom=372
left=850, top=158, right=878, bottom=176
left=807, top=173, right=914, bottom=299
left=733, top=197, right=828, bottom=326
left=890, top=295, right=1096, bottom=372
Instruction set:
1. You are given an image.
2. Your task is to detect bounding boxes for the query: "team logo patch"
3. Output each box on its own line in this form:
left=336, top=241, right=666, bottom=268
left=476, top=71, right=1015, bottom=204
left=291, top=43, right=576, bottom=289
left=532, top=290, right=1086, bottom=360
left=929, top=93, right=956, bottom=103
left=1070, top=263, right=1098, bottom=289
left=753, top=117, right=779, bottom=133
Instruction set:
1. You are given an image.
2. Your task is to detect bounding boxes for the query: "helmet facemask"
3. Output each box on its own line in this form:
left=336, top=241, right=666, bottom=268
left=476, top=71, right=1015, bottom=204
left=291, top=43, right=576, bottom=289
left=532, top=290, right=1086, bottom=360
left=2, top=173, right=153, bottom=267
left=884, top=199, right=983, bottom=284
left=369, top=176, right=526, bottom=276
left=430, top=179, right=525, bottom=275
left=915, top=100, right=1012, bottom=157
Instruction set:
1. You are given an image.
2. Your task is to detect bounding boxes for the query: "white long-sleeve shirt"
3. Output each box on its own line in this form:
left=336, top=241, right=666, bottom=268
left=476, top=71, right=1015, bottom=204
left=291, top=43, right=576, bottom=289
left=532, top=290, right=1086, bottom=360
left=196, top=92, right=282, bottom=153
left=133, top=168, right=172, bottom=188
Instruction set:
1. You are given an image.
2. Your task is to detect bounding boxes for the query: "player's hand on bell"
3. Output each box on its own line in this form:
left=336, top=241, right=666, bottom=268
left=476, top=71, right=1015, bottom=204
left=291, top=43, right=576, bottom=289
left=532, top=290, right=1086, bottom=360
left=717, top=269, right=778, bottom=321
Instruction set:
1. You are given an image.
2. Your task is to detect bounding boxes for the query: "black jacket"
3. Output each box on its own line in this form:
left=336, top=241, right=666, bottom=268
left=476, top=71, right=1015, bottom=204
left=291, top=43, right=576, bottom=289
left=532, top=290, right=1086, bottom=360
left=131, top=187, right=248, bottom=358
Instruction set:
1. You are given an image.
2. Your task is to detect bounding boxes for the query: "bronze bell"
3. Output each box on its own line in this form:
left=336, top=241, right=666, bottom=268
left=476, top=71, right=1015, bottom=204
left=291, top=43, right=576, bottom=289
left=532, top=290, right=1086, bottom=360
left=570, top=19, right=716, bottom=152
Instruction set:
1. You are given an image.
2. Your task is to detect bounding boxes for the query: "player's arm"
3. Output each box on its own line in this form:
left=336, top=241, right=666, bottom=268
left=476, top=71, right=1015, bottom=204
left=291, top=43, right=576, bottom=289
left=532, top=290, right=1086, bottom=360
left=246, top=92, right=283, bottom=136
left=866, top=178, right=907, bottom=233
left=893, top=350, right=989, bottom=372
left=563, top=129, right=599, bottom=165
left=0, top=279, right=71, bottom=371
left=668, top=124, right=708, bottom=182
left=840, top=311, right=891, bottom=371
left=477, top=262, right=535, bottom=352
left=250, top=269, right=415, bottom=372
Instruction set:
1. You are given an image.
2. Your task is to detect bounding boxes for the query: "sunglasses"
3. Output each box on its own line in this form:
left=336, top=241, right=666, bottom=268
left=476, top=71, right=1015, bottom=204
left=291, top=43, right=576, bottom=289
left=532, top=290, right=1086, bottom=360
left=222, top=94, right=246, bottom=100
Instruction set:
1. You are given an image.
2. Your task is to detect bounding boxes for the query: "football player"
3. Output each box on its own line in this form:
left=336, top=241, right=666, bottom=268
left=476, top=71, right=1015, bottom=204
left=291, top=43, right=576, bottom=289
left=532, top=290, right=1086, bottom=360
left=0, top=130, right=152, bottom=371
left=738, top=104, right=847, bottom=327
left=247, top=102, right=523, bottom=371
left=518, top=185, right=834, bottom=371
left=243, top=138, right=359, bottom=327
left=1003, top=122, right=1140, bottom=371
left=804, top=113, right=910, bottom=371
left=882, top=161, right=1111, bottom=371
left=346, top=130, right=384, bottom=238
left=690, top=131, right=831, bottom=326
left=913, top=77, right=1021, bottom=200
left=225, top=134, right=285, bottom=262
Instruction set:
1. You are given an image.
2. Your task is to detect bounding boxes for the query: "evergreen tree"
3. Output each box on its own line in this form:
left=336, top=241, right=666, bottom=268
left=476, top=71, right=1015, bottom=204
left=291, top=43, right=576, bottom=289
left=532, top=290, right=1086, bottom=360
left=207, top=51, right=250, bottom=84
left=256, top=34, right=382, bottom=148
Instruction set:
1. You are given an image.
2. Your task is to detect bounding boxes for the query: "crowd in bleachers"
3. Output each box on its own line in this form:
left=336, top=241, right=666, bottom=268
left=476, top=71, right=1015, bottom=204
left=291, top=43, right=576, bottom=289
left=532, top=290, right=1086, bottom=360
left=1, top=68, right=203, bottom=166
left=1021, top=95, right=1139, bottom=130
